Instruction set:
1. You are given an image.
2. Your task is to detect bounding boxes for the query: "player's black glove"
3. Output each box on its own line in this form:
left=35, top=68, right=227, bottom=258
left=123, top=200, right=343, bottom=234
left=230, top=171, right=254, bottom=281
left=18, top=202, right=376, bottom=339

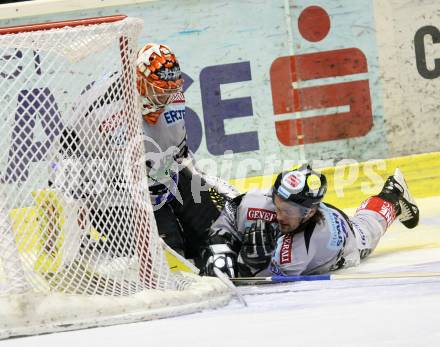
left=201, top=244, right=238, bottom=278
left=240, top=220, right=277, bottom=270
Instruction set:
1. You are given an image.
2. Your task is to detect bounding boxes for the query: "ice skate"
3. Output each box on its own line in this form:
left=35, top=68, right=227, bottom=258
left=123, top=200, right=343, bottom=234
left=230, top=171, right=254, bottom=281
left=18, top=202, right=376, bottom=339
left=379, top=168, right=419, bottom=229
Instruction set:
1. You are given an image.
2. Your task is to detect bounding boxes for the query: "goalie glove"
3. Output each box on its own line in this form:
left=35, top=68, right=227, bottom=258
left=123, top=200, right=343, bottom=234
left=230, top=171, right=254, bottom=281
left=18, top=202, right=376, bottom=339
left=240, top=220, right=277, bottom=270
left=202, top=244, right=238, bottom=278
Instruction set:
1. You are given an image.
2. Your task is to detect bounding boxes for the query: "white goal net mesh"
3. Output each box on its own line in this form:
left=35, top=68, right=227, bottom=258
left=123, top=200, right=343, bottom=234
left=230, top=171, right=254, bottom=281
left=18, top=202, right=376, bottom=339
left=0, top=16, right=230, bottom=339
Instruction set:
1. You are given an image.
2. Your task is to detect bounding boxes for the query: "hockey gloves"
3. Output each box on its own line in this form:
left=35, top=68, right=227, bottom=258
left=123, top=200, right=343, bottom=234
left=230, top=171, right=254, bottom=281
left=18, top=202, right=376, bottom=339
left=202, top=244, right=238, bottom=278
left=240, top=220, right=277, bottom=270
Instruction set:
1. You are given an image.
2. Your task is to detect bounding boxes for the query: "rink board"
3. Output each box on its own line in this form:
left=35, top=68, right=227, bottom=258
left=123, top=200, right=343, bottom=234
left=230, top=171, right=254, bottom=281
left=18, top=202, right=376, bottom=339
left=230, top=151, right=440, bottom=209
left=2, top=0, right=440, bottom=181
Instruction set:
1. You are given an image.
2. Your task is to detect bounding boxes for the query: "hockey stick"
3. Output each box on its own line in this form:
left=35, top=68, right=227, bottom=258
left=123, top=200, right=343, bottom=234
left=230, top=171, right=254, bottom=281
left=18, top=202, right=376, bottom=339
left=231, top=272, right=440, bottom=285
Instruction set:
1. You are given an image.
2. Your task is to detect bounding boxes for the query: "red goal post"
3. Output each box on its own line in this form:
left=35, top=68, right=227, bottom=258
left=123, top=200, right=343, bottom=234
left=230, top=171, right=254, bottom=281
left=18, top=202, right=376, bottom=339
left=0, top=15, right=129, bottom=34
left=0, top=15, right=230, bottom=339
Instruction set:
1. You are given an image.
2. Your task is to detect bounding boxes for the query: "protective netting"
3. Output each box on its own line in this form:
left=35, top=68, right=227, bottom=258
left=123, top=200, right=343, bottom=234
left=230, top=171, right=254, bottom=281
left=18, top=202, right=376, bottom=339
left=0, top=16, right=230, bottom=338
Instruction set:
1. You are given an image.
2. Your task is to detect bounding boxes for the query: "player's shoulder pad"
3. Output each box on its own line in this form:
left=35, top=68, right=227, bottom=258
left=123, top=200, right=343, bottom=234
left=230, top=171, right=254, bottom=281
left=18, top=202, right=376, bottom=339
left=231, top=193, right=244, bottom=206
left=223, top=193, right=244, bottom=218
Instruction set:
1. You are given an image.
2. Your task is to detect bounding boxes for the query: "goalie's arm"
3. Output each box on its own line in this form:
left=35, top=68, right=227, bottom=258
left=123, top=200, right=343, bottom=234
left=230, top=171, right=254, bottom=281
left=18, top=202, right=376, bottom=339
left=83, top=73, right=123, bottom=117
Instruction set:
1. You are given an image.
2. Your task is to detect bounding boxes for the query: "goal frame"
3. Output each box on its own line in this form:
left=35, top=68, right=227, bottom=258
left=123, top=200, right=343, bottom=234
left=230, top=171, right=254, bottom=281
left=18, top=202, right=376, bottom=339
left=0, top=14, right=230, bottom=339
left=0, top=15, right=128, bottom=35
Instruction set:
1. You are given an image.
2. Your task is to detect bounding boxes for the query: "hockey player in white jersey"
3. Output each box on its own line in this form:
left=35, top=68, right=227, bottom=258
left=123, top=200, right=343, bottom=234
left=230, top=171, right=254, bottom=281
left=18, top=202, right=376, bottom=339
left=202, top=164, right=419, bottom=278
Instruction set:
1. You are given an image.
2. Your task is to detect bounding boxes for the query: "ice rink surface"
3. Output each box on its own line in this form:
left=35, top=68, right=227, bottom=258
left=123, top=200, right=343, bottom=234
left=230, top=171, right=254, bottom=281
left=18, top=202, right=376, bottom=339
left=4, top=197, right=440, bottom=347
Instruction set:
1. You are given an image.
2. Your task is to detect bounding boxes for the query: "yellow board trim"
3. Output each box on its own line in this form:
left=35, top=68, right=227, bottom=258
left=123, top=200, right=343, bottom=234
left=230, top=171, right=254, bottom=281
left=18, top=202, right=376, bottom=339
left=162, top=241, right=198, bottom=274
left=229, top=152, right=440, bottom=209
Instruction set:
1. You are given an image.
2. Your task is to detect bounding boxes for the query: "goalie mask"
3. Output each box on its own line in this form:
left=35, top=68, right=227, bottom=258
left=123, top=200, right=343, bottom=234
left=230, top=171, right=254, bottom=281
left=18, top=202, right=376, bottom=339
left=272, top=164, right=327, bottom=210
left=136, top=43, right=183, bottom=121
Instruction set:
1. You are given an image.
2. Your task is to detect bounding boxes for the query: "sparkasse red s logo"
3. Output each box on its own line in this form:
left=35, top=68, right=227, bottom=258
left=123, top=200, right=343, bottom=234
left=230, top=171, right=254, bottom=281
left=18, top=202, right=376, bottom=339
left=286, top=174, right=301, bottom=188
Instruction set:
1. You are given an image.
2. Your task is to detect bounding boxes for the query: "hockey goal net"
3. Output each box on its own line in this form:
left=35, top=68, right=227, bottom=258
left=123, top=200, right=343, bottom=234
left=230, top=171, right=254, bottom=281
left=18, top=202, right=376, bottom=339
left=0, top=15, right=230, bottom=339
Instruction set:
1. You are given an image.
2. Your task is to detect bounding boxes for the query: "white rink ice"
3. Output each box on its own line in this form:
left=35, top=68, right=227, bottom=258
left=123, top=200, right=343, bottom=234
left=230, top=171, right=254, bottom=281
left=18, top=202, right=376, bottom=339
left=3, top=196, right=440, bottom=347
